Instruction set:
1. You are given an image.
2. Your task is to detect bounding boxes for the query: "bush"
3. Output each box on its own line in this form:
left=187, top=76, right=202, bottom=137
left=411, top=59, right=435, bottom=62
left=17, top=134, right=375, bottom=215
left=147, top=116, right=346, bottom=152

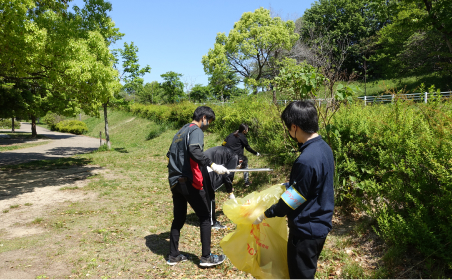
left=331, top=100, right=452, bottom=263
left=130, top=97, right=298, bottom=164
left=42, top=112, right=65, bottom=130
left=0, top=118, right=21, bottom=129
left=130, top=96, right=452, bottom=264
left=55, top=120, right=88, bottom=135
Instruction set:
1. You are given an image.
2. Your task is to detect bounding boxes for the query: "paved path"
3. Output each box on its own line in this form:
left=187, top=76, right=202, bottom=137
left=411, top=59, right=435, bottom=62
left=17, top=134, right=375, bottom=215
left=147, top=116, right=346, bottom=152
left=0, top=123, right=101, bottom=166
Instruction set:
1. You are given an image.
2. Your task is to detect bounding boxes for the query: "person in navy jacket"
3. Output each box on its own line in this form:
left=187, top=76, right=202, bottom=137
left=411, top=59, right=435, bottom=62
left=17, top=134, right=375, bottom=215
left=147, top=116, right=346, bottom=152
left=253, top=101, right=335, bottom=279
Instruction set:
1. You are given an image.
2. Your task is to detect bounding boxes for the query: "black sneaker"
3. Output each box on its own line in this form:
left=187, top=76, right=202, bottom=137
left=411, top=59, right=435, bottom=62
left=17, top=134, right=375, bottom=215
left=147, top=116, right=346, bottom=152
left=167, top=254, right=188, bottom=266
left=244, top=181, right=251, bottom=187
left=199, top=254, right=226, bottom=267
left=212, top=221, right=226, bottom=230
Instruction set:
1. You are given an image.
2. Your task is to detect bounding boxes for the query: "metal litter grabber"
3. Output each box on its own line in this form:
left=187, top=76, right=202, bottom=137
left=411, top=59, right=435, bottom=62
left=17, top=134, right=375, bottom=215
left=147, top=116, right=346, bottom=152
left=227, top=168, right=273, bottom=172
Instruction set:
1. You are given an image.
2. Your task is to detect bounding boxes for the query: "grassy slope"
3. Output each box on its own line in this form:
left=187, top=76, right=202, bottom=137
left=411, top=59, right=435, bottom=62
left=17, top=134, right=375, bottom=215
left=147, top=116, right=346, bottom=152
left=258, top=73, right=451, bottom=100
left=0, top=109, right=369, bottom=279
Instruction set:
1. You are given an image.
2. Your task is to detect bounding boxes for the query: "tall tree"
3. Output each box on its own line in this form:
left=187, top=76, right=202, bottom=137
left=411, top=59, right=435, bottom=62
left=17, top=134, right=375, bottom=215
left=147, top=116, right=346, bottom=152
left=296, top=0, right=392, bottom=75
left=160, top=72, right=184, bottom=103
left=190, top=84, right=212, bottom=103
left=370, top=0, right=452, bottom=77
left=137, top=81, right=163, bottom=104
left=202, top=7, right=299, bottom=94
left=0, top=0, right=120, bottom=137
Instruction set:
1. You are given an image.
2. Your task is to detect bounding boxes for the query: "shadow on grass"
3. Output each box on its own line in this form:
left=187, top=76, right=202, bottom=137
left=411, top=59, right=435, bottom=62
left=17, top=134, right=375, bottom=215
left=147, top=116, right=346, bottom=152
left=0, top=157, right=100, bottom=201
left=144, top=232, right=198, bottom=264
left=1, top=157, right=93, bottom=170
left=113, top=147, right=128, bottom=153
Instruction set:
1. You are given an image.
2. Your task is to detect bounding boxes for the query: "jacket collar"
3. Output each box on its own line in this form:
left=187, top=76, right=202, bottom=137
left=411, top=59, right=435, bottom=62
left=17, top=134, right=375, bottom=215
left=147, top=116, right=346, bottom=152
left=298, top=135, right=322, bottom=152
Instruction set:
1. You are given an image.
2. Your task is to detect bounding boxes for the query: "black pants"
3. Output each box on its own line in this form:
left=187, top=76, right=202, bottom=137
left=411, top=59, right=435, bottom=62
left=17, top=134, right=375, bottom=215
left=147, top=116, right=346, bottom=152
left=238, top=154, right=249, bottom=183
left=169, top=181, right=211, bottom=258
left=287, top=232, right=326, bottom=279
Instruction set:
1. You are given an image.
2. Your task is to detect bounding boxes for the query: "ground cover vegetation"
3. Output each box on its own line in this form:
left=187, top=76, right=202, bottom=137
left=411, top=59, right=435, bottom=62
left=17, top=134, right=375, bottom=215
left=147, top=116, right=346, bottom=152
left=2, top=0, right=452, bottom=278
left=129, top=92, right=452, bottom=277
left=0, top=109, right=377, bottom=279
left=0, top=119, right=21, bottom=129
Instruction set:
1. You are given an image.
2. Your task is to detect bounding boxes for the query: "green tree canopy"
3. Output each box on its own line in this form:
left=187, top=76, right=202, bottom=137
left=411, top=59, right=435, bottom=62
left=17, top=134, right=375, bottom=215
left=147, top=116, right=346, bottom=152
left=369, top=0, right=452, bottom=77
left=190, top=84, right=212, bottom=103
left=114, top=42, right=151, bottom=101
left=296, top=0, right=392, bottom=75
left=160, top=71, right=184, bottom=103
left=0, top=0, right=121, bottom=136
left=137, top=81, right=164, bottom=104
left=202, top=7, right=299, bottom=93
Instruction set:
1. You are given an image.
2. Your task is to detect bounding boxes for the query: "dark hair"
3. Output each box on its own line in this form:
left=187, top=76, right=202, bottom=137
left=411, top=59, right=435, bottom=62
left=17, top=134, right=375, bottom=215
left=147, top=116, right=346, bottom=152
left=281, top=101, right=318, bottom=133
left=192, top=106, right=215, bottom=122
left=233, top=123, right=249, bottom=137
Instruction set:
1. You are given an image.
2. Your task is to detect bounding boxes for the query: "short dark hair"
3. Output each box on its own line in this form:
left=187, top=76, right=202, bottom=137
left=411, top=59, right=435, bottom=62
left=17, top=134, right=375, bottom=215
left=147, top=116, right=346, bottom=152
left=281, top=101, right=318, bottom=133
left=192, top=106, right=215, bottom=122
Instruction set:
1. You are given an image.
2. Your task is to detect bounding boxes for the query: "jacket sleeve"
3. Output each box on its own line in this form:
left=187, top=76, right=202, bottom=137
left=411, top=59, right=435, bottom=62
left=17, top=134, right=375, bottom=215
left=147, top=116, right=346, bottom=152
left=264, top=198, right=293, bottom=218
left=240, top=135, right=257, bottom=155
left=188, top=145, right=213, bottom=167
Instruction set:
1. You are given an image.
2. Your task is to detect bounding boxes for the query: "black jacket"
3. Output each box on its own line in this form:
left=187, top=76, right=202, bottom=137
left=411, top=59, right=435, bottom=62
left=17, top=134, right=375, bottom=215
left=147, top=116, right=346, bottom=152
left=265, top=136, right=335, bottom=239
left=167, top=123, right=212, bottom=190
left=223, top=132, right=257, bottom=156
left=204, top=146, right=238, bottom=191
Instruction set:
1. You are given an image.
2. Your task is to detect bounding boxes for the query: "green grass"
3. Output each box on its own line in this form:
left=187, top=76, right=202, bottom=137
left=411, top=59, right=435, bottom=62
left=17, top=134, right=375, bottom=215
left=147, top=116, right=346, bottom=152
left=0, top=109, right=283, bottom=278
left=256, top=73, right=451, bottom=99
left=351, top=73, right=452, bottom=96
left=0, top=108, right=420, bottom=279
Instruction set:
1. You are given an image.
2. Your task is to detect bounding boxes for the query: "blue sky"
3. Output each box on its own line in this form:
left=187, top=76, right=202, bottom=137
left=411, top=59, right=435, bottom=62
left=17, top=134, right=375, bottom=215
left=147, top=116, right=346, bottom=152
left=71, top=0, right=316, bottom=87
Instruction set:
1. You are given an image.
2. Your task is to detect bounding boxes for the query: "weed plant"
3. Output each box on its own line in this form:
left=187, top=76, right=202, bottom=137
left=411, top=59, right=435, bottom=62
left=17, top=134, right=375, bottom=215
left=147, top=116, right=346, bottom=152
left=330, top=99, right=452, bottom=268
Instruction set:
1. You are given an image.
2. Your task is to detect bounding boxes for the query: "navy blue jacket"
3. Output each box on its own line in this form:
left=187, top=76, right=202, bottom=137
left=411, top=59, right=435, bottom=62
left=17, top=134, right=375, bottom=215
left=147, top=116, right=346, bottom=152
left=265, top=135, right=334, bottom=239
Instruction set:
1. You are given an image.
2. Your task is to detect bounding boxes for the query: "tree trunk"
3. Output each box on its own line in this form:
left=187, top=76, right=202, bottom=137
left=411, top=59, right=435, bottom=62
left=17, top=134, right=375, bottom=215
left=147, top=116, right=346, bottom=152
left=273, top=89, right=277, bottom=105
left=445, top=35, right=452, bottom=54
left=11, top=117, right=15, bottom=133
left=31, top=115, right=37, bottom=138
left=103, top=103, right=111, bottom=149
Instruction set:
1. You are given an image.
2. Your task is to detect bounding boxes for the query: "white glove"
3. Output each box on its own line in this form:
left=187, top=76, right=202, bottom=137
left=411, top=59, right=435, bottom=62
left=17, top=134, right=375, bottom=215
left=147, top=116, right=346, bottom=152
left=211, top=163, right=230, bottom=175
left=256, top=152, right=261, bottom=156
left=253, top=213, right=266, bottom=224
left=228, top=193, right=235, bottom=200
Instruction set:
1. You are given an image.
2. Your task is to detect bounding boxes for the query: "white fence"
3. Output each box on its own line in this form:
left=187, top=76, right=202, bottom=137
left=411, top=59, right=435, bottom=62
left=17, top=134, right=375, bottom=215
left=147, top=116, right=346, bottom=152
left=357, top=91, right=452, bottom=106
left=198, top=92, right=452, bottom=107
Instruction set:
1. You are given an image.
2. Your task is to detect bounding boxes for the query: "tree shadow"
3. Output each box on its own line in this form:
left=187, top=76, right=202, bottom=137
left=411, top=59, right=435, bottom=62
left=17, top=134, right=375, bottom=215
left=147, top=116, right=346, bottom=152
left=0, top=158, right=98, bottom=201
left=113, top=147, right=128, bottom=153
left=144, top=232, right=198, bottom=264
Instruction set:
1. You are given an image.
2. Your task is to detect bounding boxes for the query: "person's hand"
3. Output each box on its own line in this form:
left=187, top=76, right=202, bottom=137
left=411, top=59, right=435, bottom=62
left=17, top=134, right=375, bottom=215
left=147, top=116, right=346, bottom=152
left=253, top=213, right=266, bottom=224
left=211, top=163, right=230, bottom=175
left=256, top=152, right=261, bottom=156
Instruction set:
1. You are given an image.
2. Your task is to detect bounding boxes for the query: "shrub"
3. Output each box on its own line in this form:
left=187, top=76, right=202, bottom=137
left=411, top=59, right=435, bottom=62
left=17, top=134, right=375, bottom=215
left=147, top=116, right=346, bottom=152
left=130, top=96, right=452, bottom=264
left=55, top=120, right=88, bottom=135
left=42, top=112, right=65, bottom=130
left=130, top=97, right=298, bottom=164
left=331, top=100, right=452, bottom=263
left=0, top=118, right=21, bottom=129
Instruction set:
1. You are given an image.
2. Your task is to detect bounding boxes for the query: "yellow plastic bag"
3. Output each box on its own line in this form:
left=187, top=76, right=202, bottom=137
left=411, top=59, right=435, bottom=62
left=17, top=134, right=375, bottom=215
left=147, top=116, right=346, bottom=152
left=221, top=184, right=289, bottom=279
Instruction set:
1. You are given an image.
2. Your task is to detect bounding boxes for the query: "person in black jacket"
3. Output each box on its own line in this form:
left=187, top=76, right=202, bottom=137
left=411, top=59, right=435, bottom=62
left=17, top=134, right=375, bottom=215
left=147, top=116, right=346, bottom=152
left=166, top=106, right=229, bottom=267
left=222, top=123, right=260, bottom=187
left=253, top=101, right=335, bottom=279
left=204, top=146, right=239, bottom=229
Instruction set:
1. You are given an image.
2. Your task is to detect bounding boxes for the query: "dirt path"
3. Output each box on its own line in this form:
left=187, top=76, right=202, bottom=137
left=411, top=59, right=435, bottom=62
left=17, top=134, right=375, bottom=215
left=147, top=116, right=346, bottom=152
left=0, top=123, right=105, bottom=240
left=0, top=123, right=101, bottom=166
